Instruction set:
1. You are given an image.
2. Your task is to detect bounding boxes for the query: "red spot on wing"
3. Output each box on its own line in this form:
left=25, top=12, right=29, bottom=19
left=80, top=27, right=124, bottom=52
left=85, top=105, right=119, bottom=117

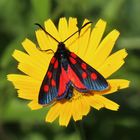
left=70, top=52, right=77, bottom=58
left=54, top=60, right=58, bottom=68
left=82, top=72, right=87, bottom=79
left=47, top=71, right=52, bottom=78
left=91, top=72, right=97, bottom=80
left=81, top=63, right=87, bottom=70
left=68, top=66, right=86, bottom=89
left=51, top=57, right=56, bottom=64
left=58, top=67, right=69, bottom=97
left=51, top=79, right=56, bottom=86
left=69, top=57, right=77, bottom=64
left=43, top=85, right=49, bottom=92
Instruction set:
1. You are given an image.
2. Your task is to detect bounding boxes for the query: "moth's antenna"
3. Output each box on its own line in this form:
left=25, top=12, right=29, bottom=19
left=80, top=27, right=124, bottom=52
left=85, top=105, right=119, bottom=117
left=35, top=23, right=59, bottom=43
left=63, top=21, right=92, bottom=43
left=35, top=21, right=92, bottom=44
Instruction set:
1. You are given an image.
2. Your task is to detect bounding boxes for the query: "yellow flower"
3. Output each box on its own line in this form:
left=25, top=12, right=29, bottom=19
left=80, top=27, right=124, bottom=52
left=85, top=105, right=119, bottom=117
left=7, top=17, right=129, bottom=127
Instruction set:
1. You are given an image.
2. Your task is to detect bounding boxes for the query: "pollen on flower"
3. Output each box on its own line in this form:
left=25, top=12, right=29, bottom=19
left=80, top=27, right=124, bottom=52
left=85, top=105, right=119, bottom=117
left=69, top=90, right=84, bottom=102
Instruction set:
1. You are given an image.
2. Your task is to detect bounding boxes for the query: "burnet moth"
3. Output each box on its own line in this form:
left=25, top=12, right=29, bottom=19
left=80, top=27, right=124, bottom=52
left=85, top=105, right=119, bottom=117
left=35, top=21, right=109, bottom=105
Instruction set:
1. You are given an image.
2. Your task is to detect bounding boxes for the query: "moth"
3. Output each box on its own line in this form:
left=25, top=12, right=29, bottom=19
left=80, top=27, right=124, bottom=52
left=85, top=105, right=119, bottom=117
left=36, top=21, right=109, bottom=105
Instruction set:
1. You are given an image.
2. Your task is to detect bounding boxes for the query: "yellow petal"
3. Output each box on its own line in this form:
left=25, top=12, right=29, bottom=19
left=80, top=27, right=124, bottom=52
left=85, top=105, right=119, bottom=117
left=28, top=100, right=43, bottom=110
left=44, top=19, right=60, bottom=41
left=94, top=79, right=130, bottom=95
left=35, top=30, right=57, bottom=51
left=22, top=38, right=52, bottom=66
left=106, top=79, right=130, bottom=94
left=66, top=17, right=79, bottom=53
left=59, top=101, right=72, bottom=126
left=13, top=46, right=51, bottom=81
left=17, top=89, right=38, bottom=100
left=98, top=49, right=127, bottom=78
left=80, top=96, right=90, bottom=115
left=85, top=95, right=104, bottom=110
left=79, top=96, right=90, bottom=116
left=44, top=19, right=60, bottom=49
left=9, top=81, right=39, bottom=93
left=72, top=99, right=83, bottom=121
left=45, top=102, right=61, bottom=123
left=94, top=95, right=119, bottom=111
left=17, top=63, right=45, bottom=81
left=77, top=19, right=91, bottom=58
left=91, top=30, right=120, bottom=69
left=22, top=38, right=37, bottom=53
left=7, top=74, right=40, bottom=91
left=7, top=74, right=39, bottom=84
left=58, top=17, right=68, bottom=41
left=13, top=50, right=30, bottom=63
left=13, top=49, right=49, bottom=71
left=84, top=19, right=106, bottom=62
left=73, top=90, right=90, bottom=116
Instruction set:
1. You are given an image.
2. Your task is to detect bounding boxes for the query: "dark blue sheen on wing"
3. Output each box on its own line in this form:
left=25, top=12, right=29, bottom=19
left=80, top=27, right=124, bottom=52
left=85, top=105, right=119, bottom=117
left=65, top=85, right=74, bottom=99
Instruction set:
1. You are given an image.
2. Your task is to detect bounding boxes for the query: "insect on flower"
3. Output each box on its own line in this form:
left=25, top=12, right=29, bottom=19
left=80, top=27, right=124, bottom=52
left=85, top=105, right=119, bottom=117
left=7, top=18, right=130, bottom=126
left=35, top=22, right=109, bottom=105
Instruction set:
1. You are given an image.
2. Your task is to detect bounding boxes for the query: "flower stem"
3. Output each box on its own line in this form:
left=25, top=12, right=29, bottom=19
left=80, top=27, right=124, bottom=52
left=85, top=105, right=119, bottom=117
left=74, top=121, right=86, bottom=140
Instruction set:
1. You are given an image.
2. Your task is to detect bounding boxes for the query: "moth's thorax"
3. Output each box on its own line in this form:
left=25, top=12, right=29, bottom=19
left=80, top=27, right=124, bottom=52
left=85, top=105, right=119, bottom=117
left=57, top=42, right=69, bottom=70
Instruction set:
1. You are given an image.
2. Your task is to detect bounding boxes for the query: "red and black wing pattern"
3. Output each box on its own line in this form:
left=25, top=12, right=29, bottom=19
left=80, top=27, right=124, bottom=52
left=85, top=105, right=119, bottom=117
left=67, top=52, right=109, bottom=92
left=39, top=51, right=108, bottom=105
left=38, top=54, right=70, bottom=105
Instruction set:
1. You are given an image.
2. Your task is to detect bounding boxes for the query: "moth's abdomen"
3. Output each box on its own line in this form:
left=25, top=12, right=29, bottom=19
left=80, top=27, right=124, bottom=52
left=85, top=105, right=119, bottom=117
left=61, top=57, right=69, bottom=70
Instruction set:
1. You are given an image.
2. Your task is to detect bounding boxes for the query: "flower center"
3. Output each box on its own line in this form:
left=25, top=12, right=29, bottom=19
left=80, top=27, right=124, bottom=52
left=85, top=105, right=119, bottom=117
left=68, top=89, right=89, bottom=102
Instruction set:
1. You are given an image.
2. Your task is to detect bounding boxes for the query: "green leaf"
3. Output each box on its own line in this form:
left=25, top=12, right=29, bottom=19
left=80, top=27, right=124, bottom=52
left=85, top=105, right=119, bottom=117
left=0, top=38, right=23, bottom=68
left=101, top=0, right=125, bottom=22
left=31, top=0, right=51, bottom=23
left=118, top=37, right=140, bottom=50
left=2, top=99, right=49, bottom=123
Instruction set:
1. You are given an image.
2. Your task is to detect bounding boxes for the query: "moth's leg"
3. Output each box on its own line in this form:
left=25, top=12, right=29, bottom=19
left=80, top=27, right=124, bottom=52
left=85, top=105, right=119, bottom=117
left=65, top=85, right=74, bottom=100
left=37, top=47, right=54, bottom=53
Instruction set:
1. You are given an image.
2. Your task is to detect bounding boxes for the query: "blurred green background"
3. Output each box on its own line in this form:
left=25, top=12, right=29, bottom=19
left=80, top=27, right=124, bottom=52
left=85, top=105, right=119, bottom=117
left=0, top=0, right=140, bottom=140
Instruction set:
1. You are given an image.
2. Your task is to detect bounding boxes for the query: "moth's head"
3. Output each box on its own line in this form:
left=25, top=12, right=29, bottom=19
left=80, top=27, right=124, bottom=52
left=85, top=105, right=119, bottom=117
left=58, top=42, right=65, bottom=49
